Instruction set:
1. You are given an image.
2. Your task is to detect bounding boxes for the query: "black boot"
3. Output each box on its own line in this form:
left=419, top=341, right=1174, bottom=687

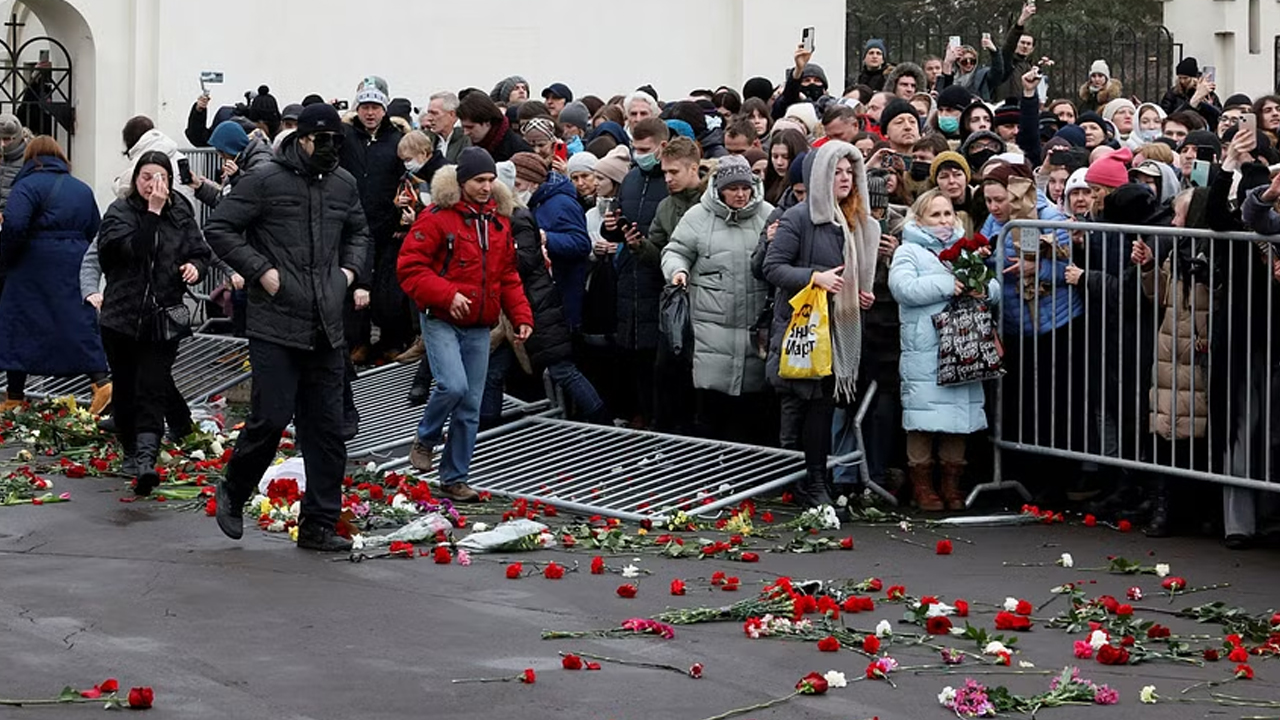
left=407, top=356, right=432, bottom=406
left=215, top=479, right=248, bottom=540
left=119, top=441, right=139, bottom=477
left=793, top=467, right=833, bottom=508
left=133, top=432, right=162, bottom=496
left=296, top=522, right=354, bottom=552
left=1144, top=479, right=1171, bottom=538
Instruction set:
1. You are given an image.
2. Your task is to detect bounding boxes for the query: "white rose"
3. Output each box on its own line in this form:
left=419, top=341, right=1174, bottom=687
left=365, top=461, right=378, bottom=473
left=1059, top=552, right=1074, bottom=568
left=189, top=449, right=206, bottom=461
left=823, top=670, right=848, bottom=689
left=209, top=440, right=224, bottom=457
left=983, top=641, right=1008, bottom=655
left=470, top=522, right=489, bottom=533
left=351, top=535, right=366, bottom=550
left=391, top=493, right=412, bottom=509
left=926, top=602, right=955, bottom=618
left=1088, top=629, right=1109, bottom=649
left=1154, top=563, right=1170, bottom=577
left=875, top=620, right=893, bottom=638
left=938, top=686, right=957, bottom=706
left=1139, top=685, right=1158, bottom=704
left=622, top=564, right=640, bottom=579
left=1003, top=597, right=1019, bottom=612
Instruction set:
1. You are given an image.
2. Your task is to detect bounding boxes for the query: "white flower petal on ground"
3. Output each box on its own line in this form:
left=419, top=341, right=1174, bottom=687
left=1155, top=563, right=1170, bottom=577
left=1140, top=685, right=1158, bottom=704
left=823, top=670, right=847, bottom=688
left=938, top=686, right=957, bottom=706
left=1059, top=552, right=1074, bottom=568
left=1088, top=629, right=1109, bottom=649
left=1003, top=597, right=1019, bottom=612
left=1018, top=660, right=1035, bottom=668
left=875, top=620, right=893, bottom=638
left=983, top=641, right=1008, bottom=655
left=621, top=564, right=640, bottom=578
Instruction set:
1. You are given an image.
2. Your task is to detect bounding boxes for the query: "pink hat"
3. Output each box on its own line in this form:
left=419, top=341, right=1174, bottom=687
left=1084, top=147, right=1133, bottom=189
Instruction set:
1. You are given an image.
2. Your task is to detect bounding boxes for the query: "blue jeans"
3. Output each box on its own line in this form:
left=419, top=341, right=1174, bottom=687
left=418, top=316, right=491, bottom=486
left=481, top=343, right=605, bottom=421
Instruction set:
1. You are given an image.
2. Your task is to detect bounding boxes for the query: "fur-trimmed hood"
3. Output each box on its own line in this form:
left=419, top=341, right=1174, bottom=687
left=885, top=62, right=926, bottom=95
left=429, top=164, right=517, bottom=218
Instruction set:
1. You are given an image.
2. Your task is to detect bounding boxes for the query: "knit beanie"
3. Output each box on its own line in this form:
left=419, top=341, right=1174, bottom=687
left=937, top=84, right=974, bottom=112
left=784, top=102, right=820, bottom=135
left=714, top=154, right=754, bottom=192
left=879, top=98, right=919, bottom=133
left=1101, top=183, right=1161, bottom=225
left=930, top=150, right=971, bottom=185
left=490, top=75, right=529, bottom=103
left=521, top=117, right=556, bottom=145
left=1179, top=130, right=1222, bottom=156
left=495, top=161, right=517, bottom=190
left=993, top=101, right=1021, bottom=127
left=743, top=76, right=775, bottom=104
left=593, top=145, right=632, bottom=185
left=456, top=146, right=498, bottom=183
left=511, top=152, right=549, bottom=185
left=387, top=98, right=413, bottom=122
left=1089, top=60, right=1111, bottom=80
left=665, top=119, right=695, bottom=139
left=355, top=76, right=389, bottom=109
left=559, top=102, right=591, bottom=133
left=1101, top=98, right=1137, bottom=124
left=1054, top=124, right=1087, bottom=148
left=1224, top=93, right=1253, bottom=111
left=982, top=161, right=1033, bottom=187
left=799, top=63, right=829, bottom=88
left=566, top=151, right=598, bottom=176
left=1084, top=147, right=1133, bottom=188
left=1077, top=111, right=1106, bottom=130
left=248, top=85, right=280, bottom=125
left=1064, top=167, right=1090, bottom=197
left=0, top=113, right=22, bottom=140
left=1176, top=56, right=1199, bottom=78
left=865, top=170, right=890, bottom=210
left=209, top=120, right=250, bottom=155
left=296, top=103, right=341, bottom=137
left=864, top=38, right=888, bottom=61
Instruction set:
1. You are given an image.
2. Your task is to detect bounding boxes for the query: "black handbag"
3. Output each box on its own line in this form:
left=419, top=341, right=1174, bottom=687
left=138, top=242, right=192, bottom=343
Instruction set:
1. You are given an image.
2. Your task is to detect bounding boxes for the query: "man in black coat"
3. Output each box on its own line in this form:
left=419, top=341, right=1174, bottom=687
left=206, top=104, right=370, bottom=552
left=342, top=77, right=408, bottom=360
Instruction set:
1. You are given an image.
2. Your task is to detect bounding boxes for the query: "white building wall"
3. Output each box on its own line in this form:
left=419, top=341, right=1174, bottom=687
left=1161, top=0, right=1278, bottom=99
left=2, top=0, right=846, bottom=206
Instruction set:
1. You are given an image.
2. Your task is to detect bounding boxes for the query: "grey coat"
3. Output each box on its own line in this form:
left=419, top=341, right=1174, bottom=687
left=0, top=136, right=26, bottom=212
left=661, top=179, right=773, bottom=396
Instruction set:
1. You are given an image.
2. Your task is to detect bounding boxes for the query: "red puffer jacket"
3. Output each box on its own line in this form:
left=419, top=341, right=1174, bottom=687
left=398, top=191, right=532, bottom=330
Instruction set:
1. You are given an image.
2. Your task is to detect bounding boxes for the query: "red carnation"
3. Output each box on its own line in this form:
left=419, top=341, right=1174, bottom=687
left=817, top=635, right=840, bottom=652
left=1116, top=603, right=1133, bottom=617
left=1147, top=624, right=1171, bottom=639
left=722, top=576, right=740, bottom=591
left=1161, top=577, right=1187, bottom=591
left=505, top=563, right=523, bottom=579
left=1097, top=595, right=1120, bottom=613
left=127, top=687, right=154, bottom=709
left=432, top=546, right=452, bottom=564
left=994, top=611, right=1032, bottom=631
left=761, top=511, right=774, bottom=523
left=840, top=537, right=854, bottom=550
left=1236, top=664, right=1254, bottom=679
left=562, top=654, right=584, bottom=670
left=926, top=616, right=954, bottom=635
left=590, top=556, right=605, bottom=574
left=1083, top=514, right=1098, bottom=527
left=886, top=585, right=907, bottom=600
left=1271, top=612, right=1280, bottom=627
left=954, top=599, right=969, bottom=616
left=1118, top=519, right=1133, bottom=532
left=617, top=584, right=638, bottom=598
left=670, top=579, right=686, bottom=596
left=936, top=539, right=953, bottom=555
left=544, top=562, right=565, bottom=580
left=711, top=570, right=726, bottom=586
left=863, top=635, right=881, bottom=654
left=1229, top=646, right=1249, bottom=663
left=740, top=552, right=760, bottom=562
left=520, top=668, right=536, bottom=684
left=1015, top=599, right=1033, bottom=616
left=1204, top=648, right=1220, bottom=661
left=1096, top=644, right=1131, bottom=665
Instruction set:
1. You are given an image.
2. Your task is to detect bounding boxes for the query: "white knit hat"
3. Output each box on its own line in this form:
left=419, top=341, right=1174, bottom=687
left=1064, top=167, right=1090, bottom=196
left=1090, top=60, right=1111, bottom=80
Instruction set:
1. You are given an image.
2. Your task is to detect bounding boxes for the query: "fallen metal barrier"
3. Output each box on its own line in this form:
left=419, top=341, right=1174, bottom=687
left=374, top=385, right=884, bottom=522
left=3, top=334, right=250, bottom=406
left=346, top=362, right=551, bottom=458
left=979, top=218, right=1279, bottom=506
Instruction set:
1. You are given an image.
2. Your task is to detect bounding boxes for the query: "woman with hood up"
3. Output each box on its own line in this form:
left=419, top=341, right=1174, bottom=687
left=763, top=141, right=879, bottom=508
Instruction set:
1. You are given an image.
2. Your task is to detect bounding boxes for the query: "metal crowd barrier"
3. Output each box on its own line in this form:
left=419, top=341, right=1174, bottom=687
left=346, top=362, right=552, bottom=458
left=977, top=218, right=1279, bottom=506
left=373, top=383, right=884, bottom=522
left=0, top=334, right=250, bottom=407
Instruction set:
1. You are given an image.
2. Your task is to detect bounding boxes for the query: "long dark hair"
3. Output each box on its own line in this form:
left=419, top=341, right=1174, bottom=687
left=131, top=150, right=174, bottom=199
left=764, top=129, right=809, bottom=204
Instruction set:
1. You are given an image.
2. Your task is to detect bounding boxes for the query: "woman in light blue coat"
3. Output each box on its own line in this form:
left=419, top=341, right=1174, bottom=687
left=889, top=190, right=999, bottom=511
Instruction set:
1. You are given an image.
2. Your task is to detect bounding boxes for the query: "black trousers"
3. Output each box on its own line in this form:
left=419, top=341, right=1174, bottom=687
left=102, top=328, right=181, bottom=446
left=224, top=338, right=347, bottom=528
left=779, top=384, right=835, bottom=474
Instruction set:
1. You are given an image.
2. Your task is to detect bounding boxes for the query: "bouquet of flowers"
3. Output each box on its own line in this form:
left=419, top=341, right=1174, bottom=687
left=937, top=233, right=997, bottom=295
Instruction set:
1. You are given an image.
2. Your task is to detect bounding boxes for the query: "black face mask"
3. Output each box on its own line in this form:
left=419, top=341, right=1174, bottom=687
left=966, top=148, right=997, bottom=171
left=801, top=84, right=825, bottom=101
left=909, top=162, right=930, bottom=182
left=306, top=133, right=342, bottom=174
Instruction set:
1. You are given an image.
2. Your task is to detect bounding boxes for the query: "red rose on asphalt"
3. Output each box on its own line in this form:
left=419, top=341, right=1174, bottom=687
left=740, top=552, right=760, bottom=562
left=920, top=595, right=939, bottom=606
left=840, top=537, right=854, bottom=550
left=520, top=668, right=536, bottom=684
left=994, top=611, right=1032, bottom=631
left=562, top=654, right=584, bottom=670
left=1015, top=599, right=1033, bottom=616
left=954, top=599, right=969, bottom=617
left=761, top=511, right=774, bottom=523
left=544, top=562, right=565, bottom=580
left=98, top=679, right=119, bottom=694
left=1226, top=634, right=1243, bottom=646
left=670, top=579, right=686, bottom=596
left=780, top=491, right=794, bottom=504
left=1228, top=646, right=1249, bottom=663
left=1097, top=595, right=1120, bottom=613
left=817, top=635, right=840, bottom=652
left=926, top=616, right=954, bottom=635
left=722, top=576, right=740, bottom=591
left=1121, top=635, right=1136, bottom=647
left=1236, top=663, right=1254, bottom=679
left=1116, top=604, right=1133, bottom=617
left=388, top=541, right=415, bottom=557
left=432, top=546, right=452, bottom=564
left=1161, top=577, right=1187, bottom=591
left=505, top=563, right=523, bottom=579
left=795, top=672, right=828, bottom=694
left=1096, top=645, right=1130, bottom=665
left=1204, top=648, right=1220, bottom=661
left=867, top=578, right=884, bottom=592
left=1118, top=520, right=1132, bottom=532
left=127, top=687, right=154, bottom=709
left=1147, top=624, right=1171, bottom=639
left=863, top=635, right=880, bottom=654
left=886, top=585, right=907, bottom=600
left=617, top=584, right=638, bottom=598
left=936, top=539, right=953, bottom=555
left=688, top=663, right=704, bottom=679
left=711, top=571, right=726, bottom=586
left=590, top=556, right=605, bottom=575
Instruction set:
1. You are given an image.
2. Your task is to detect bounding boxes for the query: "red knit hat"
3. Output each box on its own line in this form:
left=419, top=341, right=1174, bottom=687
left=1084, top=147, right=1133, bottom=189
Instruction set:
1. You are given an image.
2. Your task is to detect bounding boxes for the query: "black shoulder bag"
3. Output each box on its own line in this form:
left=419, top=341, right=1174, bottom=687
left=137, top=213, right=192, bottom=342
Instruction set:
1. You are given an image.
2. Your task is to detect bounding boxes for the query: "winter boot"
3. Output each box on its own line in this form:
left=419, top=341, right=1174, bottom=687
left=296, top=522, right=354, bottom=552
left=1144, top=478, right=1171, bottom=538
left=909, top=462, right=944, bottom=512
left=794, top=466, right=833, bottom=508
left=119, top=437, right=139, bottom=477
left=133, top=432, right=162, bottom=496
left=938, top=462, right=968, bottom=512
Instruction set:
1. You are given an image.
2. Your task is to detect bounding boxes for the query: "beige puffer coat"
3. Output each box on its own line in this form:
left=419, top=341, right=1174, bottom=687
left=1143, top=253, right=1214, bottom=439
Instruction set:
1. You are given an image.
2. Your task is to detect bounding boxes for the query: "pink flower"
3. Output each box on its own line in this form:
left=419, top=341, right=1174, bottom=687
left=456, top=549, right=471, bottom=566
left=1094, top=685, right=1119, bottom=705
left=1074, top=640, right=1095, bottom=659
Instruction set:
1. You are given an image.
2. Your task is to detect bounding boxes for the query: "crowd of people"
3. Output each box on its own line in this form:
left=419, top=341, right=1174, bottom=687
left=2, top=4, right=1278, bottom=552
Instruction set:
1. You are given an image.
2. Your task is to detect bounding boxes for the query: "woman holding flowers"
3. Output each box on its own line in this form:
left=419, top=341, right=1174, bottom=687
left=890, top=189, right=999, bottom=511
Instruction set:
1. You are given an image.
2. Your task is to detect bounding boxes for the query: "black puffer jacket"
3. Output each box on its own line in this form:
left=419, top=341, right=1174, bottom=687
left=341, top=116, right=404, bottom=242
left=98, top=193, right=211, bottom=338
left=204, top=134, right=370, bottom=351
left=507, top=200, right=572, bottom=368
left=603, top=163, right=668, bottom=350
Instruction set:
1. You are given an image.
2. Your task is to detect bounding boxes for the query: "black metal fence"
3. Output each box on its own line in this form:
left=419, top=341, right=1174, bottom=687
left=846, top=10, right=1182, bottom=105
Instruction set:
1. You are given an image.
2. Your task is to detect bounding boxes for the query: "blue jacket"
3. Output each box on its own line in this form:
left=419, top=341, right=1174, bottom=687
left=889, top=221, right=998, bottom=434
left=982, top=194, right=1082, bottom=336
left=528, top=173, right=591, bottom=328
left=0, top=157, right=106, bottom=375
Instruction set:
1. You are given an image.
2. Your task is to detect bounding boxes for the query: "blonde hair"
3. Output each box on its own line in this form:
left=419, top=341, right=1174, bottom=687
left=909, top=188, right=948, bottom=223
left=1136, top=142, right=1174, bottom=165
left=398, top=130, right=433, bottom=157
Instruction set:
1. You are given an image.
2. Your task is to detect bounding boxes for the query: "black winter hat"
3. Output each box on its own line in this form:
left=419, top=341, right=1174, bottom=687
left=937, top=84, right=974, bottom=111
left=456, top=146, right=498, bottom=183
left=1076, top=111, right=1107, bottom=130
left=1180, top=130, right=1221, bottom=155
left=879, top=98, right=918, bottom=132
left=1176, top=57, right=1199, bottom=78
left=743, top=76, right=774, bottom=103
left=301, top=94, right=325, bottom=107
left=387, top=98, right=414, bottom=121
left=993, top=100, right=1021, bottom=127
left=248, top=85, right=280, bottom=125
left=1101, top=183, right=1162, bottom=225
left=296, top=103, right=341, bottom=136
left=1224, top=93, right=1253, bottom=110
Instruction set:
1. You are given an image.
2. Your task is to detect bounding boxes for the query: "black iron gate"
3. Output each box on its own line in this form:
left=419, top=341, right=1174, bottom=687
left=0, top=27, right=73, bottom=155
left=846, top=10, right=1181, bottom=105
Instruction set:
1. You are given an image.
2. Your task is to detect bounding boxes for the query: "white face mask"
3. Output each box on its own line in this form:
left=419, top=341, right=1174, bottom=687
left=516, top=189, right=533, bottom=204
left=405, top=158, right=424, bottom=174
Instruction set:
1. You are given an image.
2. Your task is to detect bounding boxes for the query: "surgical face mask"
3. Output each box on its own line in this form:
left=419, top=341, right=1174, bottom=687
left=635, top=152, right=659, bottom=172
left=1134, top=128, right=1160, bottom=143
left=966, top=148, right=997, bottom=171
left=910, top=162, right=930, bottom=182
left=404, top=159, right=424, bottom=174
left=938, top=116, right=960, bottom=134
left=926, top=224, right=955, bottom=243
left=516, top=189, right=533, bottom=205
left=801, top=84, right=825, bottom=101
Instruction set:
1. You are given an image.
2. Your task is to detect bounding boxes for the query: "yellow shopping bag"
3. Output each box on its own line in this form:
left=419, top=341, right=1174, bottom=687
left=777, top=279, right=832, bottom=379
